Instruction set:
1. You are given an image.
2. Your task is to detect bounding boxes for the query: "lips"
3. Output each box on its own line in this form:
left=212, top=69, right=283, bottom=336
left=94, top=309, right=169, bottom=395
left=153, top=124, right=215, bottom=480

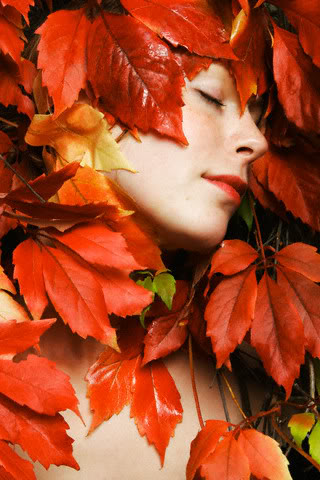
left=202, top=174, right=248, bottom=204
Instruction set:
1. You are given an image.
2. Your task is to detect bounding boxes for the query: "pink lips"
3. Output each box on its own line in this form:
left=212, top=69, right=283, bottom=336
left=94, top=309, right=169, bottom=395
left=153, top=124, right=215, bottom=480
left=202, top=175, right=248, bottom=205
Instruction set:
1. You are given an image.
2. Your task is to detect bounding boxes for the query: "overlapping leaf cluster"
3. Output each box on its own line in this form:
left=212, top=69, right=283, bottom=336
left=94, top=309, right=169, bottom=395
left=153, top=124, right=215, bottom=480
left=0, top=0, right=320, bottom=479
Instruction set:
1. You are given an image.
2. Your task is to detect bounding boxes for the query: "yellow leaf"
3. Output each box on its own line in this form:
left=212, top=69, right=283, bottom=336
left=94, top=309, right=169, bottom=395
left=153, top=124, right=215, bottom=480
left=25, top=103, right=135, bottom=173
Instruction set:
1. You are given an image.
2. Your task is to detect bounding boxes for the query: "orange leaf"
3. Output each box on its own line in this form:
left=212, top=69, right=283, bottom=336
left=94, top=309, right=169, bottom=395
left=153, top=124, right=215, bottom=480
left=1, top=0, right=34, bottom=21
left=0, top=354, right=80, bottom=416
left=275, top=243, right=320, bottom=282
left=174, top=49, right=213, bottom=81
left=0, top=319, right=55, bottom=355
left=186, top=419, right=230, bottom=480
left=0, top=440, right=36, bottom=480
left=209, top=239, right=258, bottom=276
left=130, top=358, right=182, bottom=465
left=251, top=272, right=305, bottom=397
left=86, top=320, right=145, bottom=432
left=273, top=23, right=320, bottom=133
left=238, top=428, right=292, bottom=480
left=251, top=147, right=320, bottom=230
left=277, top=266, right=320, bottom=358
left=200, top=432, right=250, bottom=480
left=0, top=13, right=23, bottom=63
left=0, top=395, right=79, bottom=470
left=206, top=268, right=257, bottom=367
left=142, top=311, right=188, bottom=365
left=0, top=131, right=12, bottom=154
left=121, top=0, right=236, bottom=59
left=41, top=245, right=118, bottom=348
left=36, top=8, right=90, bottom=118
left=87, top=13, right=187, bottom=144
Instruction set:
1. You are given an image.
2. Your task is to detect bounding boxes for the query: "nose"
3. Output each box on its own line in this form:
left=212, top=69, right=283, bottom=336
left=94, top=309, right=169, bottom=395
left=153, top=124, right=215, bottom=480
left=230, top=109, right=268, bottom=164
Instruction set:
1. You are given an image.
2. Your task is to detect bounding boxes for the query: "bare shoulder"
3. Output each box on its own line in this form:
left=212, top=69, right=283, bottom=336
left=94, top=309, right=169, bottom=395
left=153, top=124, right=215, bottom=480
left=26, top=322, right=256, bottom=479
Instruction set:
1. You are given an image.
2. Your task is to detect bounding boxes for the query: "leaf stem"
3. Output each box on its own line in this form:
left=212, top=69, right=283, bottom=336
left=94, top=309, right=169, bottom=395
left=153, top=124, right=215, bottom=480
left=271, top=413, right=320, bottom=472
left=188, top=334, right=204, bottom=429
left=0, top=116, right=18, bottom=128
left=249, top=192, right=266, bottom=264
left=221, top=371, right=247, bottom=421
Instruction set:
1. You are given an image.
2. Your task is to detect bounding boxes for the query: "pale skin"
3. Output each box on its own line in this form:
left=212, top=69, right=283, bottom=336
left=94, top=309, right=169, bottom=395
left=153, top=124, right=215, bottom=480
left=25, top=63, right=268, bottom=478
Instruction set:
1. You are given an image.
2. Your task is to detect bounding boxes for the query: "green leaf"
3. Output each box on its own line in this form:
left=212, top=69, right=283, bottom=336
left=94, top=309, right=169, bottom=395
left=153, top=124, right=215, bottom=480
left=136, top=276, right=156, bottom=293
left=288, top=413, right=316, bottom=448
left=237, top=192, right=253, bottom=231
left=309, top=420, right=320, bottom=465
left=139, top=304, right=152, bottom=328
left=153, top=272, right=176, bottom=310
left=314, top=358, right=320, bottom=396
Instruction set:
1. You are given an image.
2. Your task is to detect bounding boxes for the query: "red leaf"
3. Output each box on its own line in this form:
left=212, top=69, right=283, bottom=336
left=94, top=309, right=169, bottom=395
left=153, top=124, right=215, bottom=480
left=237, top=428, right=292, bottom=480
left=277, top=266, right=320, bottom=358
left=142, top=311, right=188, bottom=365
left=52, top=221, right=144, bottom=271
left=0, top=354, right=80, bottom=416
left=96, top=267, right=153, bottom=317
left=36, top=8, right=90, bottom=118
left=209, top=240, right=258, bottom=276
left=121, top=0, right=236, bottom=59
left=273, top=23, right=320, bottom=133
left=7, top=162, right=80, bottom=203
left=86, top=321, right=145, bottom=432
left=0, top=319, right=55, bottom=355
left=13, top=239, right=48, bottom=320
left=0, top=53, right=34, bottom=118
left=41, top=245, right=118, bottom=347
left=251, top=147, right=320, bottom=230
left=186, top=420, right=230, bottom=480
left=205, top=268, right=257, bottom=367
left=0, top=440, right=36, bottom=480
left=173, top=49, right=212, bottom=81
left=0, top=131, right=12, bottom=154
left=275, top=243, right=320, bottom=282
left=87, top=13, right=187, bottom=144
left=130, top=358, right=183, bottom=465
left=0, top=14, right=23, bottom=63
left=251, top=272, right=305, bottom=397
left=270, top=0, right=320, bottom=67
left=200, top=432, right=250, bottom=480
left=0, top=395, right=79, bottom=470
left=1, top=0, right=34, bottom=21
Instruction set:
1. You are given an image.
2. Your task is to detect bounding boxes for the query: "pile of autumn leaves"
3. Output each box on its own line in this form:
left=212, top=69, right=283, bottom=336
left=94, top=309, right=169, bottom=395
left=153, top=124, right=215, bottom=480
left=1, top=0, right=320, bottom=478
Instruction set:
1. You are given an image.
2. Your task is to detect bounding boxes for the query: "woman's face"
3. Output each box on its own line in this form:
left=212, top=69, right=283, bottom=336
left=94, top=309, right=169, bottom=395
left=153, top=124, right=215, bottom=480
left=110, top=62, right=268, bottom=251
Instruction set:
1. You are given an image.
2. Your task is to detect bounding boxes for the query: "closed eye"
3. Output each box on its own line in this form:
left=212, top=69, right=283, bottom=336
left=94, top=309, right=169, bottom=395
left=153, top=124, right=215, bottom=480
left=198, top=90, right=225, bottom=107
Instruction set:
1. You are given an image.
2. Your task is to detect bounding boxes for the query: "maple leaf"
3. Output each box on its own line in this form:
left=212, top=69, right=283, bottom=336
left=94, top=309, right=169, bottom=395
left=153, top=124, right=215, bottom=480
left=87, top=13, right=187, bottom=144
left=0, top=354, right=80, bottom=416
left=25, top=104, right=134, bottom=172
left=205, top=268, right=257, bottom=367
left=251, top=272, right=305, bottom=397
left=0, top=440, right=36, bottom=480
left=0, top=395, right=79, bottom=470
left=86, top=320, right=145, bottom=432
left=270, top=0, right=320, bottom=67
left=0, top=53, right=34, bottom=118
left=209, top=239, right=258, bottom=276
left=130, top=357, right=183, bottom=465
left=121, top=0, right=236, bottom=59
left=237, top=428, right=292, bottom=480
left=272, top=23, right=320, bottom=134
left=251, top=147, right=320, bottom=230
left=36, top=8, right=90, bottom=117
left=186, top=419, right=230, bottom=480
left=200, top=432, right=250, bottom=480
left=0, top=319, right=55, bottom=355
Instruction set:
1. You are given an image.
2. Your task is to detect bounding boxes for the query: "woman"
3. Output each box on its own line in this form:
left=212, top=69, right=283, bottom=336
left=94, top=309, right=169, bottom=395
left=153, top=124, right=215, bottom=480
left=1, top=1, right=320, bottom=479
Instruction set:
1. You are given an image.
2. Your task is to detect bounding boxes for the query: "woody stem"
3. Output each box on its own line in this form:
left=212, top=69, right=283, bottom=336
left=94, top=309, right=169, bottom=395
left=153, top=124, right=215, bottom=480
left=188, top=334, right=205, bottom=429
left=249, top=192, right=266, bottom=264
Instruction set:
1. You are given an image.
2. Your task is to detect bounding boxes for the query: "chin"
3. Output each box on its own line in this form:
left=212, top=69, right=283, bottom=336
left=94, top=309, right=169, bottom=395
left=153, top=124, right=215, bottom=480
left=158, top=223, right=227, bottom=253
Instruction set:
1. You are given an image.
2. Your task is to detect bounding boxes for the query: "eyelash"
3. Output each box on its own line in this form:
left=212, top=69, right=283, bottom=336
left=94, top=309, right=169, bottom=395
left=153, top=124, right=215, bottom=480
left=198, top=90, right=225, bottom=107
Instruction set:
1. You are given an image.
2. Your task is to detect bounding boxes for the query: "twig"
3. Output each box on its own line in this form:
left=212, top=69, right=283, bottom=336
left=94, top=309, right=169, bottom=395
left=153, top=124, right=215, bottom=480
left=216, top=370, right=231, bottom=426
left=188, top=335, right=204, bottom=429
left=308, top=356, right=316, bottom=400
left=221, top=371, right=247, bottom=421
left=0, top=116, right=18, bottom=128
